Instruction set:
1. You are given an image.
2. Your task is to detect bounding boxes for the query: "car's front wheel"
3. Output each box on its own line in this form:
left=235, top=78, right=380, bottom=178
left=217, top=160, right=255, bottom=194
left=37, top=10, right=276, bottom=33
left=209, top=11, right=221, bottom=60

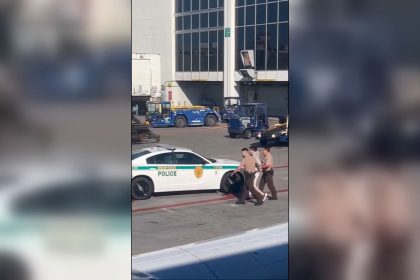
left=132, top=176, right=154, bottom=200
left=220, top=171, right=244, bottom=194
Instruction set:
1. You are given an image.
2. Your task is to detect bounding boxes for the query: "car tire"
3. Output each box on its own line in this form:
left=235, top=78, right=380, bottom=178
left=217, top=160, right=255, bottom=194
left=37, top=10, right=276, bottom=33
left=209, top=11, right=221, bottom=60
left=0, top=253, right=28, bottom=280
left=205, top=115, right=217, bottom=127
left=175, top=116, right=187, bottom=128
left=243, top=129, right=252, bottom=139
left=132, top=176, right=154, bottom=200
left=220, top=171, right=244, bottom=194
left=229, top=133, right=236, bottom=138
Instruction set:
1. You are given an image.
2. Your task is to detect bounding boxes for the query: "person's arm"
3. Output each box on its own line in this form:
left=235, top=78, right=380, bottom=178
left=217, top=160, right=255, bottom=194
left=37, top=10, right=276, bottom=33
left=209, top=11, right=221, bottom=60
left=261, top=158, right=272, bottom=171
left=233, top=159, right=245, bottom=174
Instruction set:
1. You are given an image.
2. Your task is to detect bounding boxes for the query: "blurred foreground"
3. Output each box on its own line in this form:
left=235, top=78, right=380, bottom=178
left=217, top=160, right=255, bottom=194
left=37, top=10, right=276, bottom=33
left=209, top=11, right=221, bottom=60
left=0, top=0, right=131, bottom=279
left=290, top=0, right=420, bottom=279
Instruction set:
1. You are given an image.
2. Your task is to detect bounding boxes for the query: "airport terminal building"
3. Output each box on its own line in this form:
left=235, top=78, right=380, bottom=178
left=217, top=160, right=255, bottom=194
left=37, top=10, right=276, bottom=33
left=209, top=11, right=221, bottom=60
left=133, top=0, right=288, bottom=116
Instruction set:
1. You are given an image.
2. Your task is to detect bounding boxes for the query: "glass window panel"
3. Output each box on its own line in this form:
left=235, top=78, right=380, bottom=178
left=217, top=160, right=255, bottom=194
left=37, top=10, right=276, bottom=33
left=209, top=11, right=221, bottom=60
left=209, top=0, right=217, bottom=8
left=267, top=0, right=277, bottom=2
left=218, top=11, right=224, bottom=26
left=246, top=0, right=255, bottom=5
left=236, top=7, right=244, bottom=26
left=278, top=22, right=288, bottom=69
left=257, top=0, right=266, bottom=3
left=279, top=1, right=288, bottom=21
left=192, top=0, right=199, bottom=10
left=267, top=2, right=277, bottom=23
left=209, top=11, right=217, bottom=27
left=246, top=5, right=255, bottom=25
left=183, top=0, right=191, bottom=12
left=209, top=31, right=217, bottom=71
left=176, top=16, right=183, bottom=31
left=200, top=31, right=208, bottom=71
left=192, top=14, right=199, bottom=29
left=200, top=0, right=208, bottom=9
left=255, top=25, right=266, bottom=70
left=266, top=23, right=277, bottom=70
left=176, top=0, right=182, bottom=13
left=256, top=4, right=266, bottom=24
left=236, top=27, right=244, bottom=69
left=192, top=32, right=200, bottom=71
left=200, top=13, right=208, bottom=28
left=184, top=15, right=191, bottom=30
left=237, top=0, right=245, bottom=6
left=219, top=0, right=224, bottom=8
left=218, top=29, right=224, bottom=71
left=245, top=26, right=255, bottom=53
left=184, top=33, right=191, bottom=71
left=176, top=34, right=183, bottom=71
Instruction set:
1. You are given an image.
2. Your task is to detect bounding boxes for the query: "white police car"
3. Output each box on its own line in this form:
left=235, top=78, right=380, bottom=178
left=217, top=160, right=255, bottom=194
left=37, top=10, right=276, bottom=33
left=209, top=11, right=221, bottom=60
left=131, top=145, right=243, bottom=200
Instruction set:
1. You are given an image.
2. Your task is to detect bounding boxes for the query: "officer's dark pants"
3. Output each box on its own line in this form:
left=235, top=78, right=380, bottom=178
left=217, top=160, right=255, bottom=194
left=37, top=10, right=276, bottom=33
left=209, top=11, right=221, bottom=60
left=239, top=172, right=262, bottom=203
left=259, top=170, right=278, bottom=199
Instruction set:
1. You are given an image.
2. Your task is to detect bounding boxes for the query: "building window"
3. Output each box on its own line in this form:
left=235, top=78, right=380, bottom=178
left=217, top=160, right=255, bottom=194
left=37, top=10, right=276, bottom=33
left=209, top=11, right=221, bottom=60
left=267, top=2, right=277, bottom=23
left=279, top=1, right=288, bottom=21
left=218, top=10, right=224, bottom=26
left=236, top=27, right=244, bottom=69
left=200, top=0, right=208, bottom=10
left=245, top=26, right=255, bottom=52
left=192, top=0, right=199, bottom=10
left=218, top=29, right=224, bottom=71
left=184, top=15, right=191, bottom=30
left=236, top=7, right=244, bottom=26
left=278, top=22, right=288, bottom=70
left=200, top=31, right=208, bottom=71
left=184, top=33, right=191, bottom=71
left=257, top=0, right=266, bottom=3
left=176, top=16, right=183, bottom=31
left=176, top=34, right=183, bottom=71
left=209, top=31, right=218, bottom=71
left=246, top=5, right=255, bottom=25
left=192, top=14, right=199, bottom=29
left=246, top=0, right=255, bottom=5
left=218, top=0, right=224, bottom=8
left=256, top=4, right=266, bottom=24
left=255, top=24, right=266, bottom=70
left=209, top=0, right=218, bottom=9
left=176, top=0, right=182, bottom=13
left=183, top=0, right=191, bottom=12
left=192, top=32, right=200, bottom=71
left=200, top=13, right=209, bottom=28
left=267, top=23, right=277, bottom=70
left=209, top=11, right=217, bottom=27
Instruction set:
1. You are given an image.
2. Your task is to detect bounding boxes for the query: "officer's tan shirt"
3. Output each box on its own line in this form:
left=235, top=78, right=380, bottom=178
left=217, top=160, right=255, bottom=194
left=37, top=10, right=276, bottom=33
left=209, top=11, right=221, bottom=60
left=240, top=155, right=257, bottom=173
left=262, top=153, right=273, bottom=171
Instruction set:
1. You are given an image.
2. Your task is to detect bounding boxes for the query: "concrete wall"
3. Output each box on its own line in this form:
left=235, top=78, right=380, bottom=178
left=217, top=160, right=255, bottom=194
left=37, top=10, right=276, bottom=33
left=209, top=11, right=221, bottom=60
left=132, top=0, right=173, bottom=84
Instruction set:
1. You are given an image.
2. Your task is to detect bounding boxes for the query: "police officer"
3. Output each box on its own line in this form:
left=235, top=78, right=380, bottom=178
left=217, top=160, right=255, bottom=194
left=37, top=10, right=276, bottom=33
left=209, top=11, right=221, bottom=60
left=259, top=146, right=278, bottom=200
left=233, top=148, right=264, bottom=206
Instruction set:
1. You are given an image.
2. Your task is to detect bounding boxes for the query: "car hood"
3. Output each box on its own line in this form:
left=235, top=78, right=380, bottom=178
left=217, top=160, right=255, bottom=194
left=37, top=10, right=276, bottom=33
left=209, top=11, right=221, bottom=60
left=212, top=158, right=240, bottom=166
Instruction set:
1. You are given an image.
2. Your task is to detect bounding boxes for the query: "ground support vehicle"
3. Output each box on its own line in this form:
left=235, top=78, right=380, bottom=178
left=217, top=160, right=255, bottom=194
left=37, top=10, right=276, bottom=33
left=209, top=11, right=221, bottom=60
left=256, top=116, right=288, bottom=146
left=131, top=145, right=243, bottom=200
left=146, top=101, right=220, bottom=128
left=228, top=103, right=269, bottom=139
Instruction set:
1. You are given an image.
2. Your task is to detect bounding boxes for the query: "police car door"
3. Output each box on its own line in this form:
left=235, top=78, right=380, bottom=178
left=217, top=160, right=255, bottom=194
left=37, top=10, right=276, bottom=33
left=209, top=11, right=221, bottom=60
left=147, top=152, right=178, bottom=192
left=172, top=152, right=208, bottom=190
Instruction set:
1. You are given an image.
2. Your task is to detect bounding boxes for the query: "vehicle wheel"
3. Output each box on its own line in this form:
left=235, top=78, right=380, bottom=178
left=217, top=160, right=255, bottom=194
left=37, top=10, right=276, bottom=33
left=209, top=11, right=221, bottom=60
left=243, top=129, right=252, bottom=139
left=205, top=115, right=217, bottom=127
left=175, top=116, right=187, bottom=128
left=132, top=177, right=154, bottom=200
left=229, top=133, right=236, bottom=138
left=220, top=171, right=244, bottom=194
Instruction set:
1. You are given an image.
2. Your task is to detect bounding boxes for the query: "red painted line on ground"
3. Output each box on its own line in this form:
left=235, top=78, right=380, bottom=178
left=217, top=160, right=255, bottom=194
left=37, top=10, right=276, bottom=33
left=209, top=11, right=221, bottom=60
left=132, top=188, right=288, bottom=213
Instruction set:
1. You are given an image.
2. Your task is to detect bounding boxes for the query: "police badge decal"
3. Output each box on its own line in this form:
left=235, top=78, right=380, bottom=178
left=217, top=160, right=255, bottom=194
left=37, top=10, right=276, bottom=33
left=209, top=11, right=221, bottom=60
left=194, top=166, right=203, bottom=178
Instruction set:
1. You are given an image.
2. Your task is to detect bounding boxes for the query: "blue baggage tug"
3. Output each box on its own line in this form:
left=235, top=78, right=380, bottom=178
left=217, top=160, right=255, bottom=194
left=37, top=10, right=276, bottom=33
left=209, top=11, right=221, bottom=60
left=227, top=103, right=269, bottom=139
left=146, top=101, right=220, bottom=128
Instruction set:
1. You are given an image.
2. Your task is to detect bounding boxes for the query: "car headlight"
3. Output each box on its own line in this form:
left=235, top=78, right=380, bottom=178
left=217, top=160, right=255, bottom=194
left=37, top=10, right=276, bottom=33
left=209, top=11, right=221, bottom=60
left=271, top=134, right=276, bottom=138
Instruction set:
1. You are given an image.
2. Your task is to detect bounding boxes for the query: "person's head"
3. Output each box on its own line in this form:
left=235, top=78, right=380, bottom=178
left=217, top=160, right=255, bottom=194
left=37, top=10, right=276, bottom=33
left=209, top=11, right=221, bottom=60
left=262, top=146, right=271, bottom=156
left=249, top=146, right=258, bottom=155
left=241, top=148, right=250, bottom=158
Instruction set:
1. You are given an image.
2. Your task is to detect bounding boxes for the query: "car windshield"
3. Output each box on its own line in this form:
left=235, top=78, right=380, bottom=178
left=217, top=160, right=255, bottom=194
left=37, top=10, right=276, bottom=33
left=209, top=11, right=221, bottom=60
left=131, top=150, right=151, bottom=160
left=238, top=105, right=255, bottom=117
left=147, top=103, right=160, bottom=114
